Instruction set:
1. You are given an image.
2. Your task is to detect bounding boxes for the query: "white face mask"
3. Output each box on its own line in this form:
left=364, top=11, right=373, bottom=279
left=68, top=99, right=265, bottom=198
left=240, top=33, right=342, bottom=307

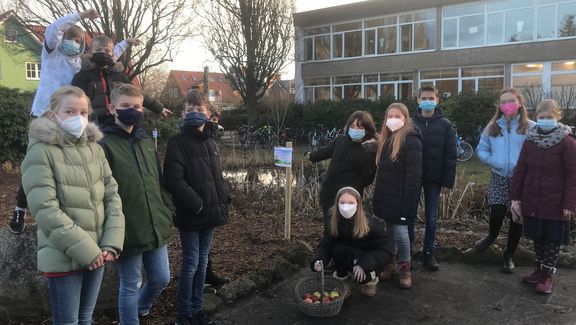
left=338, top=203, right=357, bottom=219
left=58, top=115, right=88, bottom=138
left=386, top=118, right=405, bottom=132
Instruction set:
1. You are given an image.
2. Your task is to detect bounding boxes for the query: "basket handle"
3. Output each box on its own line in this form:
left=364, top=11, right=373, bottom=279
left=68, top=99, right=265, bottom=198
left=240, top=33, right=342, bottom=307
left=320, top=262, right=325, bottom=304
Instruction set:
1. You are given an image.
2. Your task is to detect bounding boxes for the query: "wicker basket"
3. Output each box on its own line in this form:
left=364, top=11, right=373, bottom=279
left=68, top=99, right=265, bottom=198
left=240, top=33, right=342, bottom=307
left=294, top=269, right=345, bottom=317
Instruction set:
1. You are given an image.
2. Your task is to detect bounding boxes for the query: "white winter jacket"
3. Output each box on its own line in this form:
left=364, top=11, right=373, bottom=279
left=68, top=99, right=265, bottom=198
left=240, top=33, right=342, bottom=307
left=30, top=13, right=127, bottom=117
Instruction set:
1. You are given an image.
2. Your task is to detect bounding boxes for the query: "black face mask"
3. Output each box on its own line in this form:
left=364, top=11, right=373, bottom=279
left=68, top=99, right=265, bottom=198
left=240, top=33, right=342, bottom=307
left=91, top=52, right=114, bottom=68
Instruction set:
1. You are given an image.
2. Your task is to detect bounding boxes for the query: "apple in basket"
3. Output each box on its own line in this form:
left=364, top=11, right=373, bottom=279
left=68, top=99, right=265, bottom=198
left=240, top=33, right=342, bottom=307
left=304, top=297, right=314, bottom=304
left=322, top=297, right=331, bottom=304
left=313, top=291, right=322, bottom=299
left=329, top=290, right=340, bottom=300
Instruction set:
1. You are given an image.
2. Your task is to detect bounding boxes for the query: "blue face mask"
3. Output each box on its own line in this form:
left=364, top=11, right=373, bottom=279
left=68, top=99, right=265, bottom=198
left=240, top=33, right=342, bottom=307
left=348, top=128, right=365, bottom=141
left=419, top=100, right=437, bottom=112
left=537, top=118, right=558, bottom=132
left=116, top=107, right=142, bottom=126
left=60, top=39, right=82, bottom=57
left=184, top=111, right=209, bottom=128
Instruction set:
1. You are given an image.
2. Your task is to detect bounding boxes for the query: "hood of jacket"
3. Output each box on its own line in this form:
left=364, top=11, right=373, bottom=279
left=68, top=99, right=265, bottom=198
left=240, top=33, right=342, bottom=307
left=29, top=116, right=103, bottom=146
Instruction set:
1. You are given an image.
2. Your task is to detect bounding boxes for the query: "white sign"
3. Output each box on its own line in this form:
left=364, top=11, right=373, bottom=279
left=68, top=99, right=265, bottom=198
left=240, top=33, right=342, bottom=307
left=152, top=129, right=159, bottom=139
left=274, top=147, right=293, bottom=168
left=469, top=26, right=478, bottom=34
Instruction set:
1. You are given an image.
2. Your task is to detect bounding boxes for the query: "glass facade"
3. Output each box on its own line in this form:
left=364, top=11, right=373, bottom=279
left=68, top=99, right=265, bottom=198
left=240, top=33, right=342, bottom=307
left=443, top=0, right=576, bottom=48
left=301, top=9, right=436, bottom=62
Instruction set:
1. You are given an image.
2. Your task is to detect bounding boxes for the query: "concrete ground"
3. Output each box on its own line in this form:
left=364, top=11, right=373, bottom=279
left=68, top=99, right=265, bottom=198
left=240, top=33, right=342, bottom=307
left=214, top=263, right=576, bottom=325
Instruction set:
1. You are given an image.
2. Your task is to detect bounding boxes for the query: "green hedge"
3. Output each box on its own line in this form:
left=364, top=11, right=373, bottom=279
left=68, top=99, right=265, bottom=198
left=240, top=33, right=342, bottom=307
left=443, top=91, right=498, bottom=143
left=0, top=86, right=34, bottom=163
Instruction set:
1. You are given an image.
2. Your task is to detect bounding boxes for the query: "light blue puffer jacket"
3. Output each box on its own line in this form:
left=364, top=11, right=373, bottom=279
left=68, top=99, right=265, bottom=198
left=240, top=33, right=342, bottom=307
left=476, top=115, right=536, bottom=178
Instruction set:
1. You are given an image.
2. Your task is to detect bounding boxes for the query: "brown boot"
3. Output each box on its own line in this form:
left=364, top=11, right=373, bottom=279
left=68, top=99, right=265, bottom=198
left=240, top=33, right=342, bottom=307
left=398, top=261, right=412, bottom=289
left=361, top=272, right=379, bottom=297
left=379, top=256, right=397, bottom=280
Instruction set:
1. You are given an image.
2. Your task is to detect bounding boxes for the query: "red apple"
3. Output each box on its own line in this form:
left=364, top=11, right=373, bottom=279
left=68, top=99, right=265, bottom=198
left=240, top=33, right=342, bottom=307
left=304, top=297, right=314, bottom=304
left=322, top=297, right=331, bottom=304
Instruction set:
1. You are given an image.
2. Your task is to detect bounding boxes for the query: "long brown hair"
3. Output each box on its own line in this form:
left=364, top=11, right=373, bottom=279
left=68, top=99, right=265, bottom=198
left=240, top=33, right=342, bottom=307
left=376, top=103, right=414, bottom=163
left=488, top=88, right=531, bottom=136
left=330, top=187, right=370, bottom=239
left=344, top=111, right=377, bottom=141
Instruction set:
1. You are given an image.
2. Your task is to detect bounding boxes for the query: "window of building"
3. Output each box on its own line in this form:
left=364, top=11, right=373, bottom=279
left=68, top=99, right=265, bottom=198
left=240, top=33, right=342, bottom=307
left=420, top=65, right=504, bottom=97
left=512, top=61, right=576, bottom=105
left=302, top=9, right=435, bottom=62
left=442, top=0, right=576, bottom=48
left=303, top=77, right=331, bottom=102
left=26, top=62, right=40, bottom=80
left=4, top=29, right=18, bottom=43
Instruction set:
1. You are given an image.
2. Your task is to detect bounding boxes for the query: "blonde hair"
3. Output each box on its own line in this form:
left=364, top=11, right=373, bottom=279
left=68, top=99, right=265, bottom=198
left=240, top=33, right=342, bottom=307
left=376, top=103, right=414, bottom=163
left=44, top=86, right=92, bottom=115
left=110, top=83, right=143, bottom=104
left=330, top=187, right=370, bottom=238
left=488, top=88, right=531, bottom=137
left=536, top=99, right=562, bottom=119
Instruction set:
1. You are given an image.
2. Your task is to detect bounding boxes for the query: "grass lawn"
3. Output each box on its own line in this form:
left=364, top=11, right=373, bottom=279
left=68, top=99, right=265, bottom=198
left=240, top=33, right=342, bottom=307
left=456, top=156, right=491, bottom=185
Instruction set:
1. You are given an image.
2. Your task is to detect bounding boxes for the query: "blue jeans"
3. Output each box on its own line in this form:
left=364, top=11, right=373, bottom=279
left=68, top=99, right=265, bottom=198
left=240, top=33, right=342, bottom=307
left=115, top=245, right=170, bottom=324
left=177, top=227, right=215, bottom=317
left=46, top=267, right=105, bottom=325
left=409, top=182, right=442, bottom=254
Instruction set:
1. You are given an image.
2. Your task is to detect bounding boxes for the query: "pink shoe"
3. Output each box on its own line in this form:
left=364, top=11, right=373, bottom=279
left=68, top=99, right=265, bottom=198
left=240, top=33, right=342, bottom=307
left=522, top=264, right=543, bottom=284
left=535, top=265, right=555, bottom=294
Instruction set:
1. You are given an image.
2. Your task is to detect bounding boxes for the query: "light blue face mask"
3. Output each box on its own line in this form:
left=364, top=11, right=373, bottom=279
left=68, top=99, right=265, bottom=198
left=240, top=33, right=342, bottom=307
left=537, top=118, right=558, bottom=132
left=348, top=128, right=365, bottom=141
left=419, top=100, right=437, bottom=111
left=60, top=39, right=82, bottom=57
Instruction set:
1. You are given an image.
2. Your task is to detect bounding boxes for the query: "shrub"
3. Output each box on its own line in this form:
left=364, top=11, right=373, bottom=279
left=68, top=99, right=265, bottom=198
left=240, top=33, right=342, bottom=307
left=0, top=86, right=34, bottom=163
left=138, top=113, right=181, bottom=152
left=443, top=91, right=497, bottom=144
left=221, top=108, right=248, bottom=130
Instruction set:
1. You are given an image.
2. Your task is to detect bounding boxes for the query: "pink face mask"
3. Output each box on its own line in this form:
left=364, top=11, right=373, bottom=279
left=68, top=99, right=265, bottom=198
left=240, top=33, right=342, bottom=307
left=500, top=102, right=520, bottom=117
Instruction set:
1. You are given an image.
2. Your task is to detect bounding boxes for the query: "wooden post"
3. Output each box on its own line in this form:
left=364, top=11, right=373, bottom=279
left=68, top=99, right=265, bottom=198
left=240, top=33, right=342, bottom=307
left=284, top=142, right=293, bottom=240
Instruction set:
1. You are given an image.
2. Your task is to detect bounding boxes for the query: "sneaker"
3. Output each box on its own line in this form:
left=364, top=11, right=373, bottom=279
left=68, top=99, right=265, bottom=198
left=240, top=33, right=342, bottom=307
left=9, top=210, right=26, bottom=234
left=175, top=316, right=197, bottom=325
left=195, top=310, right=216, bottom=325
left=203, top=286, right=217, bottom=295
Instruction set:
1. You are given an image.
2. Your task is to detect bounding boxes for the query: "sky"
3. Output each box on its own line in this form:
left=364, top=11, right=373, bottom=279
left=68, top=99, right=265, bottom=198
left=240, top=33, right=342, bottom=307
left=168, top=0, right=367, bottom=79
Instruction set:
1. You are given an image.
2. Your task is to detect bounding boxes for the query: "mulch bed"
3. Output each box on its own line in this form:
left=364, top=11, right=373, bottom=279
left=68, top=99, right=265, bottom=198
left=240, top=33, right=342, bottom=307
left=1, top=166, right=487, bottom=324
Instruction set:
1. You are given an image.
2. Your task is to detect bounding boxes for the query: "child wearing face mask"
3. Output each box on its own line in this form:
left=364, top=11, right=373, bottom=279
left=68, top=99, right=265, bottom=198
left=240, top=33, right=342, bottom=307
left=21, top=86, right=125, bottom=324
left=311, top=187, right=394, bottom=297
left=98, top=84, right=173, bottom=323
left=72, top=35, right=171, bottom=126
left=8, top=11, right=134, bottom=235
left=471, top=88, right=536, bottom=274
left=510, top=99, right=576, bottom=294
left=411, top=85, right=457, bottom=272
left=308, top=111, right=378, bottom=236
left=164, top=91, right=230, bottom=325
left=372, top=103, right=422, bottom=289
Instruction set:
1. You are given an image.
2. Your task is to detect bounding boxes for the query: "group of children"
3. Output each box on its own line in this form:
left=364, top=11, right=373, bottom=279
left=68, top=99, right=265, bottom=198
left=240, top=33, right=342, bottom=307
left=309, top=86, right=576, bottom=297
left=12, top=10, right=227, bottom=325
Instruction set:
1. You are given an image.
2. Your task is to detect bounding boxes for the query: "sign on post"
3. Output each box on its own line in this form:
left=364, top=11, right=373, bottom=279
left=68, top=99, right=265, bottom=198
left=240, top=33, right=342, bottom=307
left=274, top=143, right=293, bottom=240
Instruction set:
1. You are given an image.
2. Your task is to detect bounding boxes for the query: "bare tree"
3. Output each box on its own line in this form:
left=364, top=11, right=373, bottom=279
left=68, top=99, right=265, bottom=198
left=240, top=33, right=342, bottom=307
left=201, top=0, right=294, bottom=125
left=17, top=0, right=196, bottom=80
left=522, top=85, right=576, bottom=112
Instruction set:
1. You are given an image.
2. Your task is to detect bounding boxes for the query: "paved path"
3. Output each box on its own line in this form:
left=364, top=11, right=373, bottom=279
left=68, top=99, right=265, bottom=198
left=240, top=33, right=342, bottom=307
left=214, top=263, right=576, bottom=325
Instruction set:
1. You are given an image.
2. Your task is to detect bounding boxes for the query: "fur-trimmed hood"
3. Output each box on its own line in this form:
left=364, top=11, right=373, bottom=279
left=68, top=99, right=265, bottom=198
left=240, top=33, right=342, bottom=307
left=80, top=54, right=125, bottom=72
left=29, top=117, right=103, bottom=146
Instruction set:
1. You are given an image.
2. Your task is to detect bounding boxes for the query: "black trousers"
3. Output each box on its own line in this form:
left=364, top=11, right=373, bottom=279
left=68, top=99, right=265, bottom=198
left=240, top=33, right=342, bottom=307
left=16, top=183, right=27, bottom=209
left=488, top=204, right=523, bottom=256
left=332, top=241, right=389, bottom=284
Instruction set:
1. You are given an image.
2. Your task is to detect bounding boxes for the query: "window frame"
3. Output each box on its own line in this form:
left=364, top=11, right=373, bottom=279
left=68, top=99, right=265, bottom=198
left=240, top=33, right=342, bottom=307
left=25, top=62, right=41, bottom=80
left=419, top=65, right=505, bottom=96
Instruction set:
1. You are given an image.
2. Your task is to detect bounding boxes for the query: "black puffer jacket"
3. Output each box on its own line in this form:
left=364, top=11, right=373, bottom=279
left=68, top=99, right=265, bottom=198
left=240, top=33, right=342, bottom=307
left=309, top=135, right=377, bottom=211
left=413, top=109, right=457, bottom=188
left=372, top=127, right=423, bottom=225
left=71, top=58, right=164, bottom=120
left=311, top=216, right=393, bottom=272
left=163, top=124, right=230, bottom=230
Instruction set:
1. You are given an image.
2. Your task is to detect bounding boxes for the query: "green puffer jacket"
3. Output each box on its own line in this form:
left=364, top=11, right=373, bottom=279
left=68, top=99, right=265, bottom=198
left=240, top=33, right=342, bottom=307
left=21, top=117, right=125, bottom=273
left=99, top=124, right=173, bottom=256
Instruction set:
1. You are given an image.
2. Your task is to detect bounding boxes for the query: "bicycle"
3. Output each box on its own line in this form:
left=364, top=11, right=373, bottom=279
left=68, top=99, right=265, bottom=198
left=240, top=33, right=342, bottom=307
left=308, top=125, right=325, bottom=152
left=455, top=128, right=474, bottom=162
left=251, top=124, right=275, bottom=150
left=237, top=125, right=254, bottom=149
left=321, top=127, right=342, bottom=146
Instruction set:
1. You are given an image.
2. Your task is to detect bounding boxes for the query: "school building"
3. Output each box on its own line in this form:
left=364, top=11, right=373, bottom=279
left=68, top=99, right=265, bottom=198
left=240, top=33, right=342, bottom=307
left=294, top=0, right=576, bottom=103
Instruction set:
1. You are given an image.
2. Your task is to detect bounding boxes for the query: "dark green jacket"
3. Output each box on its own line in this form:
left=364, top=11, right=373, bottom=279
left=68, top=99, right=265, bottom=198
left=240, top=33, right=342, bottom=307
left=99, top=124, right=173, bottom=256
